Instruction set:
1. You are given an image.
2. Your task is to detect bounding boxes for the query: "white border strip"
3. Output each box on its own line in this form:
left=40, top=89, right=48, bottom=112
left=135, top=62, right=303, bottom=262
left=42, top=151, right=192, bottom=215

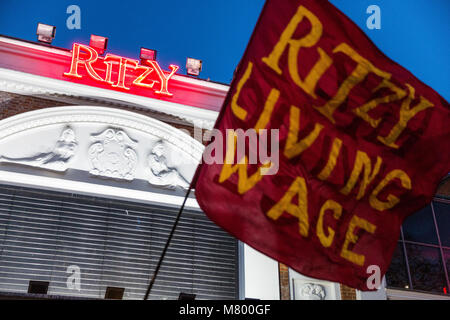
left=0, top=170, right=200, bottom=209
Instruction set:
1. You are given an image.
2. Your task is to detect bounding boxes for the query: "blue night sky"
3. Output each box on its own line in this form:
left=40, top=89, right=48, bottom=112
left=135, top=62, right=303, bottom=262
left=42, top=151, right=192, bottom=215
left=0, top=0, right=448, bottom=100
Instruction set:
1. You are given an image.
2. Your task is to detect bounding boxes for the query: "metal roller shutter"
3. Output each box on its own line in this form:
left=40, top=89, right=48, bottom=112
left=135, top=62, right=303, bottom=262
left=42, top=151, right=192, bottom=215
left=0, top=184, right=238, bottom=299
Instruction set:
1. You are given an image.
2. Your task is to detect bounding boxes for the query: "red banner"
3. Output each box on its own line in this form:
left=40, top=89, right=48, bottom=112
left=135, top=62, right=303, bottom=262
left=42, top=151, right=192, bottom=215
left=194, top=0, right=450, bottom=290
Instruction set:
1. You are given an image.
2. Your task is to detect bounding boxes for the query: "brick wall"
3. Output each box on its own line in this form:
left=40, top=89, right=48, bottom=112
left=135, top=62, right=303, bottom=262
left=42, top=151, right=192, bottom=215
left=340, top=285, right=357, bottom=300
left=278, top=263, right=290, bottom=300
left=0, top=92, right=64, bottom=119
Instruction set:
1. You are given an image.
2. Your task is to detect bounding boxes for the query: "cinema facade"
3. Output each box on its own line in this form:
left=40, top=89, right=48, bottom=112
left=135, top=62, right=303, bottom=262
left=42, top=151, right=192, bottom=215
left=0, top=35, right=448, bottom=300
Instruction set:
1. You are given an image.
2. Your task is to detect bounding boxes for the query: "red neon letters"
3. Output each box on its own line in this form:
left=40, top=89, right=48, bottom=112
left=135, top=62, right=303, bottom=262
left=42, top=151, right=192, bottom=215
left=64, top=43, right=178, bottom=96
left=64, top=43, right=103, bottom=81
left=104, top=54, right=138, bottom=90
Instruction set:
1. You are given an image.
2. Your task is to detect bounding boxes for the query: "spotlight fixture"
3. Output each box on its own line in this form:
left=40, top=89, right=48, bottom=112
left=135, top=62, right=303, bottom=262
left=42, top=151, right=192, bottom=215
left=89, top=34, right=108, bottom=55
left=140, top=47, right=157, bottom=63
left=186, top=57, right=202, bottom=76
left=36, top=23, right=56, bottom=44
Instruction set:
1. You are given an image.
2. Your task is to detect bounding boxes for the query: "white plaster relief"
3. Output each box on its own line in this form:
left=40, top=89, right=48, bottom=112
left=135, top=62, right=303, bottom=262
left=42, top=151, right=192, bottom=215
left=0, top=126, right=77, bottom=172
left=0, top=107, right=204, bottom=162
left=297, top=283, right=326, bottom=300
left=147, top=141, right=189, bottom=189
left=0, top=106, right=204, bottom=196
left=88, top=128, right=138, bottom=181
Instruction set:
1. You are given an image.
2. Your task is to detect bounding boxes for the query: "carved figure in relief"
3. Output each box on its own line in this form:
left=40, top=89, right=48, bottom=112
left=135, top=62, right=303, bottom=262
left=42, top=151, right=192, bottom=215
left=0, top=126, right=77, bottom=172
left=298, top=283, right=326, bottom=300
left=147, top=142, right=189, bottom=189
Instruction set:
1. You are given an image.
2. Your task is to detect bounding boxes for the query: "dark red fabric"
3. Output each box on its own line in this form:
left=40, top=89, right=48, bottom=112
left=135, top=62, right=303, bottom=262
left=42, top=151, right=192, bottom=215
left=195, top=0, right=450, bottom=290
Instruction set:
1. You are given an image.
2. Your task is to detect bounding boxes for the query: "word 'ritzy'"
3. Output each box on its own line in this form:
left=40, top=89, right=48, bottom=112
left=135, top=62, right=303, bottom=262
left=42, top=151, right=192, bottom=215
left=64, top=43, right=178, bottom=96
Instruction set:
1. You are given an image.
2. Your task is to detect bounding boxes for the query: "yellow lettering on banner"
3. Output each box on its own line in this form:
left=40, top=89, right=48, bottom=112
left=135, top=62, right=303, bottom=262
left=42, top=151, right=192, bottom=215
left=377, top=84, right=434, bottom=149
left=353, top=79, right=407, bottom=128
left=219, top=130, right=271, bottom=194
left=316, top=200, right=342, bottom=248
left=369, top=169, right=412, bottom=211
left=314, top=43, right=391, bottom=123
left=254, top=88, right=280, bottom=132
left=231, top=62, right=253, bottom=121
left=220, top=84, right=280, bottom=194
left=317, top=137, right=343, bottom=180
left=267, top=177, right=309, bottom=237
left=340, top=151, right=382, bottom=200
left=340, top=215, right=376, bottom=266
left=261, top=5, right=332, bottom=99
left=284, top=106, right=324, bottom=159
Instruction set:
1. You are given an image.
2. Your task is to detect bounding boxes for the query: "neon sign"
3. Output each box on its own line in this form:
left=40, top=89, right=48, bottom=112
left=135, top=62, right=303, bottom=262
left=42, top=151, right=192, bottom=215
left=64, top=43, right=179, bottom=96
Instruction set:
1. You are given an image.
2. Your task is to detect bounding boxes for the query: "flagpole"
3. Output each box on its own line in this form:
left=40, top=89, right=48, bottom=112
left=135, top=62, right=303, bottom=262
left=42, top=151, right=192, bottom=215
left=143, top=170, right=199, bottom=300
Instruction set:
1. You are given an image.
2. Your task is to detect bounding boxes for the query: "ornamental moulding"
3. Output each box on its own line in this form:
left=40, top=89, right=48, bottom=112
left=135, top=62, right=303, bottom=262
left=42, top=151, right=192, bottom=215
left=0, top=106, right=204, bottom=162
left=0, top=68, right=218, bottom=129
left=0, top=106, right=203, bottom=190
